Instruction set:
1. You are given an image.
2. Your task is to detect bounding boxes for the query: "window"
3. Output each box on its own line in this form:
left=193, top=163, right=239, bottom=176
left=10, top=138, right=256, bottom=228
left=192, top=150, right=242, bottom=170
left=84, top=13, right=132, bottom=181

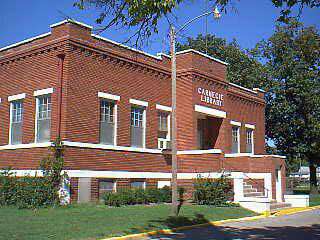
left=231, top=126, right=240, bottom=153
left=36, top=95, right=51, bottom=142
left=158, top=112, right=170, bottom=149
left=130, top=106, right=145, bottom=147
left=130, top=181, right=145, bottom=189
left=100, top=100, right=116, bottom=145
left=246, top=129, right=254, bottom=153
left=158, top=112, right=168, bottom=132
left=10, top=100, right=23, bottom=144
left=99, top=180, right=116, bottom=192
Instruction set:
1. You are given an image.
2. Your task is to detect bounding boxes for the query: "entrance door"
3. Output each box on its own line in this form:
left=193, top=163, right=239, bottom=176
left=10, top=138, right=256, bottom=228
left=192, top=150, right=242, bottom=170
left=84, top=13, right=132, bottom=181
left=78, top=177, right=91, bottom=203
left=276, top=168, right=282, bottom=202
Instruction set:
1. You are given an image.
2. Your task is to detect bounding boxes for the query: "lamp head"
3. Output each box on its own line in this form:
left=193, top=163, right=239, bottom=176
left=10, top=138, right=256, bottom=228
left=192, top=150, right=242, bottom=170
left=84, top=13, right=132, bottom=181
left=213, top=6, right=221, bottom=19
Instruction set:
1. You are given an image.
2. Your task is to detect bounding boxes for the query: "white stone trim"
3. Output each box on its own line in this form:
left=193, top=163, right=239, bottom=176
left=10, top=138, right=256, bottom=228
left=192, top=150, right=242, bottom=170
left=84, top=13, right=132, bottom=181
left=7, top=169, right=266, bottom=180
left=230, top=120, right=241, bottom=126
left=0, top=98, right=2, bottom=103
left=62, top=141, right=161, bottom=154
left=8, top=93, right=26, bottom=102
left=229, top=83, right=257, bottom=94
left=225, top=153, right=253, bottom=158
left=253, top=88, right=266, bottom=93
left=245, top=123, right=255, bottom=129
left=156, top=53, right=171, bottom=59
left=177, top=149, right=222, bottom=155
left=50, top=19, right=92, bottom=29
left=129, top=98, right=148, bottom=107
left=98, top=92, right=120, bottom=101
left=0, top=32, right=51, bottom=52
left=176, top=49, right=228, bottom=66
left=156, top=104, right=172, bottom=112
left=0, top=142, right=51, bottom=150
left=225, top=153, right=286, bottom=159
left=33, top=87, right=54, bottom=96
left=194, top=105, right=226, bottom=118
left=252, top=154, right=286, bottom=159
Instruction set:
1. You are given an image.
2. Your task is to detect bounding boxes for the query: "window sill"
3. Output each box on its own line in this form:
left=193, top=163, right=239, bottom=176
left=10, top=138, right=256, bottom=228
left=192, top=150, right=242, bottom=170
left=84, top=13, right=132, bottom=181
left=62, top=141, right=162, bottom=154
left=0, top=142, right=51, bottom=150
left=177, top=149, right=222, bottom=155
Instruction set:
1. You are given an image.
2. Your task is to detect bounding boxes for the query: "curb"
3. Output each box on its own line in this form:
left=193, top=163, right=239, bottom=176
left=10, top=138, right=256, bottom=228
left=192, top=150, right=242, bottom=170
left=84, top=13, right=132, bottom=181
left=103, top=205, right=320, bottom=240
left=273, top=205, right=320, bottom=216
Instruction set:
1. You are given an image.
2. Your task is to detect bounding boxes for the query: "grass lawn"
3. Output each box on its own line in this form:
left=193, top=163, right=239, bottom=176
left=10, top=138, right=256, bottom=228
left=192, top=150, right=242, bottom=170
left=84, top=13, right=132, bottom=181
left=0, top=204, right=256, bottom=240
left=310, top=194, right=320, bottom=206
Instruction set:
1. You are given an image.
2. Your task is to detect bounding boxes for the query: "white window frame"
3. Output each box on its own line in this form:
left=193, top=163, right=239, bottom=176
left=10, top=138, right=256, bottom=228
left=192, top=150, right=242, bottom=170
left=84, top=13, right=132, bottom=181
left=246, top=128, right=254, bottom=154
left=99, top=99, right=118, bottom=146
left=35, top=94, right=52, bottom=143
left=98, top=92, right=120, bottom=146
left=8, top=93, right=26, bottom=145
left=9, top=100, right=23, bottom=145
left=232, top=126, right=240, bottom=153
left=130, top=104, right=147, bottom=148
left=157, top=111, right=171, bottom=150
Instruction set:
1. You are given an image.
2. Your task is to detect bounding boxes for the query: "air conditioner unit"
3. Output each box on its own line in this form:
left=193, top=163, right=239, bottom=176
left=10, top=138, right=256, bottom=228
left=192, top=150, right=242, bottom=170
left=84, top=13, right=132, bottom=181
left=158, top=138, right=171, bottom=150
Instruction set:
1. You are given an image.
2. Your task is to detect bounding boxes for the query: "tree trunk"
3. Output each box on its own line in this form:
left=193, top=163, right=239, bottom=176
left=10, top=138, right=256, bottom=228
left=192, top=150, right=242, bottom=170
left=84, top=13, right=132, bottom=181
left=309, top=163, right=318, bottom=194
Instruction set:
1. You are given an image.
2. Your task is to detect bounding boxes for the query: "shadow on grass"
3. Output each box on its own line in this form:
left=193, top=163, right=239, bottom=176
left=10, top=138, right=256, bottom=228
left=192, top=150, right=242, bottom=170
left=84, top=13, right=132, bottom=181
left=124, top=213, right=210, bottom=235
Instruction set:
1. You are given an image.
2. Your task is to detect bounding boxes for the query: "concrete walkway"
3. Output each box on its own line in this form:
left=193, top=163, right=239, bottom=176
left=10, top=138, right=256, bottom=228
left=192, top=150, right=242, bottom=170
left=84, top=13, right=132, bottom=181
left=147, top=209, right=320, bottom=240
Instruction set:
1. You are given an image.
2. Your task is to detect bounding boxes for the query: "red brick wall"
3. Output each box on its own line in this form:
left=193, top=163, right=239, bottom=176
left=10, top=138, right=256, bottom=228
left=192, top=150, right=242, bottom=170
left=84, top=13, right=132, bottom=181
left=0, top=21, right=280, bottom=196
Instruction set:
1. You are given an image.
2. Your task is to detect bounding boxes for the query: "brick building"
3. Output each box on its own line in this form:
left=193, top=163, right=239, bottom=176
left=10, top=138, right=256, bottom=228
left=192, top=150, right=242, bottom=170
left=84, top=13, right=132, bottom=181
left=0, top=20, right=286, bottom=207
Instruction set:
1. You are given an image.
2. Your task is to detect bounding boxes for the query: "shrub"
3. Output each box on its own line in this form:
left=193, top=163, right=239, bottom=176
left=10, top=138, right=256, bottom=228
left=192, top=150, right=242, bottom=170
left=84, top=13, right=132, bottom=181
left=0, top=138, right=67, bottom=209
left=193, top=176, right=233, bottom=206
left=102, top=187, right=172, bottom=207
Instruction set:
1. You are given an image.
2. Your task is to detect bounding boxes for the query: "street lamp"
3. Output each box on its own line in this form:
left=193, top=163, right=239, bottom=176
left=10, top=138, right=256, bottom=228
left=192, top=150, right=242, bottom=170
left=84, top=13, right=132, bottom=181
left=170, top=7, right=221, bottom=216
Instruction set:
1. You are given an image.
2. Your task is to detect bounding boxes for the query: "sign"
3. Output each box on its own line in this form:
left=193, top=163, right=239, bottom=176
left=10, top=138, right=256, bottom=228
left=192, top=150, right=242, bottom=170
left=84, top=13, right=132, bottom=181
left=197, top=87, right=224, bottom=107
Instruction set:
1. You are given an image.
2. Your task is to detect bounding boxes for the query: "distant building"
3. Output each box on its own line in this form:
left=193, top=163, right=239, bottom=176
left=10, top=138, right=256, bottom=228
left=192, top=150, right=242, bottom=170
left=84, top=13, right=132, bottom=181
left=289, top=166, right=320, bottom=179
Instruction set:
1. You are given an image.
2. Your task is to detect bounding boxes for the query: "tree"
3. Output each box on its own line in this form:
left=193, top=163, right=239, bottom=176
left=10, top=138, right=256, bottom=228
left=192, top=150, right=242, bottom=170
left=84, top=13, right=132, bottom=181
left=177, top=34, right=267, bottom=89
left=74, top=0, right=319, bottom=45
left=255, top=20, right=320, bottom=192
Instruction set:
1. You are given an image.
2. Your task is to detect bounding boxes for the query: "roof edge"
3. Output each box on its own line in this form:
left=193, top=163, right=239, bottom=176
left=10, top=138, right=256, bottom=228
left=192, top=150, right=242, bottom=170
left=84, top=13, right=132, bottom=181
left=50, top=19, right=93, bottom=29
left=176, top=49, right=229, bottom=66
left=229, top=82, right=258, bottom=95
left=0, top=32, right=51, bottom=52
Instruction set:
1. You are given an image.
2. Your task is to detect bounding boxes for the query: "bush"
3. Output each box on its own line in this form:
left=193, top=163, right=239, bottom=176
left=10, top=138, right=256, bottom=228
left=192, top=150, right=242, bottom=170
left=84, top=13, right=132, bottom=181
left=0, top=169, right=56, bottom=209
left=102, top=187, right=172, bottom=207
left=193, top=176, right=234, bottom=206
left=0, top=138, right=67, bottom=209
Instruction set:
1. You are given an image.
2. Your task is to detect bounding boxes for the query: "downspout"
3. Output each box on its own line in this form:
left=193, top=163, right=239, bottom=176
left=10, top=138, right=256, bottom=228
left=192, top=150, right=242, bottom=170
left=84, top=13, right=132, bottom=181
left=56, top=54, right=65, bottom=139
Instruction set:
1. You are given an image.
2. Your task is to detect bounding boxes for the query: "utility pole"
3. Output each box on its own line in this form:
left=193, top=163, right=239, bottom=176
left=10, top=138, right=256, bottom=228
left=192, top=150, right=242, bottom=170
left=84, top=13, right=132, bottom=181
left=169, top=7, right=221, bottom=216
left=170, top=25, right=178, bottom=216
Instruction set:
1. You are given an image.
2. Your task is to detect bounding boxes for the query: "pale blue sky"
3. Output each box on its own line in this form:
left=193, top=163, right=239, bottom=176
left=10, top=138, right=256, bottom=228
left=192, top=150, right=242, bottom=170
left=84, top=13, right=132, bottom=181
left=1, top=0, right=319, bottom=55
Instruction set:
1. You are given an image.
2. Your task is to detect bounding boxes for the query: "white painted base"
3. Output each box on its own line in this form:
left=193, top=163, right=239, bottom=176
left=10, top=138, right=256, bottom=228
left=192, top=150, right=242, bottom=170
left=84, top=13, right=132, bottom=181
left=284, top=195, right=309, bottom=207
left=238, top=197, right=271, bottom=213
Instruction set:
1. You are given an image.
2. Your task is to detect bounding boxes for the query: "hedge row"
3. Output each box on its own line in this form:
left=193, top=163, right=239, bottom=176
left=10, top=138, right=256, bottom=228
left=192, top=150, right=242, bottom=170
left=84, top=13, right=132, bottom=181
left=102, top=187, right=172, bottom=207
left=0, top=170, right=56, bottom=209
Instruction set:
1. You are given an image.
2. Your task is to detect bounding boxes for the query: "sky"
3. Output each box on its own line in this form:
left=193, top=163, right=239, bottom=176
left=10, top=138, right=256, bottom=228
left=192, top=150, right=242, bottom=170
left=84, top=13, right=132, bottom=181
left=1, top=0, right=319, bottom=55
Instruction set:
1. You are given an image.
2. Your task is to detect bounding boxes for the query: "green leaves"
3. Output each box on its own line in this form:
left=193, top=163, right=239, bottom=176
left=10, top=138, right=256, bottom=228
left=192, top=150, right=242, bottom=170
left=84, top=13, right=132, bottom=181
left=258, top=20, right=320, bottom=178
left=177, top=34, right=267, bottom=89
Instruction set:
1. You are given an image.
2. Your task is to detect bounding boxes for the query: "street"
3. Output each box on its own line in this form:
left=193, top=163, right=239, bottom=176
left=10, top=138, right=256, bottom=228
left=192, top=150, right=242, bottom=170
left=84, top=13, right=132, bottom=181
left=148, top=209, right=320, bottom=240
